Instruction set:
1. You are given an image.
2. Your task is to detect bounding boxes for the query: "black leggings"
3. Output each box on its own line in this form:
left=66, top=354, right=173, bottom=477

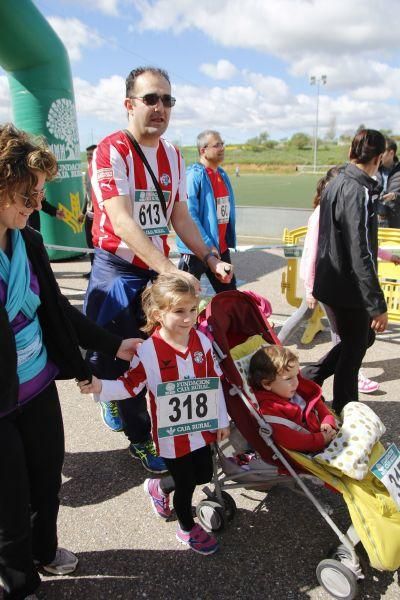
left=161, top=445, right=213, bottom=531
left=0, top=382, right=64, bottom=599
left=301, top=305, right=375, bottom=414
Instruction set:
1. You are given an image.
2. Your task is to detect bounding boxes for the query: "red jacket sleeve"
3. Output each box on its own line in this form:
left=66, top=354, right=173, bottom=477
left=315, top=399, right=337, bottom=428
left=270, top=423, right=327, bottom=453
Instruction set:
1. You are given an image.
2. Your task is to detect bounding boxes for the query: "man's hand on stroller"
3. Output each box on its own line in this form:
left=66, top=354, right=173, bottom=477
left=320, top=423, right=337, bottom=445
left=216, top=427, right=230, bottom=442
left=206, top=254, right=234, bottom=284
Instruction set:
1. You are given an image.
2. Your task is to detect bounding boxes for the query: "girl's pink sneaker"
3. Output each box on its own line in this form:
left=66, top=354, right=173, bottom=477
left=358, top=370, right=379, bottom=394
left=143, top=478, right=171, bottom=519
left=176, top=524, right=219, bottom=555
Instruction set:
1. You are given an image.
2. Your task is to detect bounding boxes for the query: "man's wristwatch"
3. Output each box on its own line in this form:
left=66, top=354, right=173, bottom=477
left=202, top=250, right=220, bottom=266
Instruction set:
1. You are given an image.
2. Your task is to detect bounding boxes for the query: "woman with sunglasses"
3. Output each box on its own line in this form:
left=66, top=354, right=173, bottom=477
left=0, top=123, right=139, bottom=600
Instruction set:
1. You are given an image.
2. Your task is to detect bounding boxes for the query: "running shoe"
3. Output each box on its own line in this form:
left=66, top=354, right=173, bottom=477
left=100, top=401, right=123, bottom=432
left=41, top=547, right=78, bottom=575
left=129, top=441, right=168, bottom=473
left=143, top=478, right=171, bottom=518
left=176, top=524, right=219, bottom=555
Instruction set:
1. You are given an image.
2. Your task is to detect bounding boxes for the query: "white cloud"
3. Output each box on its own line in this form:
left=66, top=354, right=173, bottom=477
left=1, top=71, right=399, bottom=146
left=73, top=75, right=126, bottom=122
left=200, top=59, right=238, bottom=80
left=135, top=0, right=400, bottom=60
left=0, top=76, right=12, bottom=121
left=47, top=16, right=103, bottom=61
left=87, top=0, right=120, bottom=15
left=66, top=0, right=120, bottom=16
left=243, top=71, right=292, bottom=103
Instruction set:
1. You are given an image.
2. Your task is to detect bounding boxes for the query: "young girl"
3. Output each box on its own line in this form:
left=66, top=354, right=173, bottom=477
left=79, top=274, right=230, bottom=555
left=248, top=345, right=337, bottom=453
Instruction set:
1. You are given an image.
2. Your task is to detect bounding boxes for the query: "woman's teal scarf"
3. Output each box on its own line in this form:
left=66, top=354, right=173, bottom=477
left=0, top=230, right=47, bottom=383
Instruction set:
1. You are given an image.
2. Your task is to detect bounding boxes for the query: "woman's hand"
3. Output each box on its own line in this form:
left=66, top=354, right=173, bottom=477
left=216, top=426, right=230, bottom=442
left=78, top=376, right=102, bottom=394
left=391, top=254, right=400, bottom=265
left=116, top=338, right=143, bottom=361
left=371, top=312, right=388, bottom=333
left=382, top=192, right=396, bottom=202
left=306, top=295, right=317, bottom=309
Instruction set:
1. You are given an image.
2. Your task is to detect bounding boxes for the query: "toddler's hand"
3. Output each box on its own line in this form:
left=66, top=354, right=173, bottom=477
left=78, top=376, right=102, bottom=394
left=216, top=427, right=230, bottom=442
left=321, top=427, right=337, bottom=445
left=320, top=423, right=335, bottom=433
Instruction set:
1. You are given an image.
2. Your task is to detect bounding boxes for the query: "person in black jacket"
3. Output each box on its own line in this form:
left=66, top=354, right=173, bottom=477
left=0, top=124, right=139, bottom=600
left=302, top=129, right=388, bottom=415
left=376, top=138, right=400, bottom=228
left=27, top=197, right=65, bottom=231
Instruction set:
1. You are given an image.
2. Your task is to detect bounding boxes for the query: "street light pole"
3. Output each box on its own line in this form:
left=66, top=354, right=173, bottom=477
left=310, top=74, right=327, bottom=173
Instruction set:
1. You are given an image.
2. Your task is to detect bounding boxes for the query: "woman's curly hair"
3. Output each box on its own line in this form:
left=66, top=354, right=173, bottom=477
left=0, top=123, right=58, bottom=209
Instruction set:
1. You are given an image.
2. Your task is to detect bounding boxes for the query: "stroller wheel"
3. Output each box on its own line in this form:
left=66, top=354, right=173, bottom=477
left=219, top=491, right=237, bottom=521
left=196, top=500, right=226, bottom=532
left=316, top=559, right=358, bottom=599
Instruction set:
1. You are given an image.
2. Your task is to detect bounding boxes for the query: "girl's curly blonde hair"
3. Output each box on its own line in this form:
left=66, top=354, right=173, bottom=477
left=141, top=273, right=199, bottom=334
left=0, top=123, right=58, bottom=209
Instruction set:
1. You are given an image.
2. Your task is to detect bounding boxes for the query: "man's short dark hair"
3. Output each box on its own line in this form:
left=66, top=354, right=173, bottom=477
left=125, top=67, right=170, bottom=97
left=86, top=144, right=97, bottom=152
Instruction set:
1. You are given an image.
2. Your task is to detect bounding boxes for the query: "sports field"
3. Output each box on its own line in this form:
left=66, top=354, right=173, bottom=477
left=230, top=173, right=321, bottom=208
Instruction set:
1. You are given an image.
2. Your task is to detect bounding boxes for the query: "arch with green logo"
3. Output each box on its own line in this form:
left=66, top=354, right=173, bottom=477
left=0, top=0, right=87, bottom=259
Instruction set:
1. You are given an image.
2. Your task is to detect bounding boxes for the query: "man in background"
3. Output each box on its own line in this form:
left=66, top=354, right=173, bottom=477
left=78, top=144, right=97, bottom=278
left=177, top=129, right=237, bottom=292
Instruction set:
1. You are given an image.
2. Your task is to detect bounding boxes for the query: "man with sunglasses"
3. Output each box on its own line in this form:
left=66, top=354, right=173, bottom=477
left=84, top=67, right=233, bottom=473
left=177, top=130, right=237, bottom=292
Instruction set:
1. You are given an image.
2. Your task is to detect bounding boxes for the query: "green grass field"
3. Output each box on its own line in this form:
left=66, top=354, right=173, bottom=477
left=230, top=173, right=320, bottom=207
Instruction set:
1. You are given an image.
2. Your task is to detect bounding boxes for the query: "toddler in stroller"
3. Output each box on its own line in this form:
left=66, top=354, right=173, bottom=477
left=197, top=290, right=400, bottom=600
left=248, top=345, right=337, bottom=452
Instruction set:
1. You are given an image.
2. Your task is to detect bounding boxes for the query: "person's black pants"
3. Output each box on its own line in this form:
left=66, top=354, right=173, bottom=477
left=0, top=382, right=64, bottom=599
left=84, top=213, right=94, bottom=265
left=161, top=445, right=213, bottom=531
left=301, top=306, right=375, bottom=414
left=178, top=249, right=237, bottom=294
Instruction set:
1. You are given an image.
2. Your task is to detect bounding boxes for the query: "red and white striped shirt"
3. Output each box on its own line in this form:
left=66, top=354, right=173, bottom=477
left=91, top=130, right=186, bottom=269
left=99, top=328, right=229, bottom=459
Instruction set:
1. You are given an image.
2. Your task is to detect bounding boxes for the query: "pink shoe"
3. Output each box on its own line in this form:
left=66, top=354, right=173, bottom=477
left=176, top=524, right=219, bottom=555
left=358, top=370, right=379, bottom=394
left=143, top=478, right=171, bottom=519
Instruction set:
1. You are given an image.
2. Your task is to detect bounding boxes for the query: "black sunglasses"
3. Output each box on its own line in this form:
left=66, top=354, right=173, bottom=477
left=131, top=93, right=176, bottom=108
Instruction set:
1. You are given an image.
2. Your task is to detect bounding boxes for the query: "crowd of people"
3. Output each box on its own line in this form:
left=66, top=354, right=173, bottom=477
left=1, top=64, right=398, bottom=599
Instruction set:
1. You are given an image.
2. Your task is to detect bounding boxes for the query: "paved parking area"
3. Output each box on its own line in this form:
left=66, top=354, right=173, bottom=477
left=39, top=248, right=400, bottom=599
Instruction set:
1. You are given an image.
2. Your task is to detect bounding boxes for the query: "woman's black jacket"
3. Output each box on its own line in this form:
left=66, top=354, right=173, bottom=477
left=376, top=161, right=400, bottom=228
left=0, top=226, right=122, bottom=417
left=313, top=163, right=387, bottom=317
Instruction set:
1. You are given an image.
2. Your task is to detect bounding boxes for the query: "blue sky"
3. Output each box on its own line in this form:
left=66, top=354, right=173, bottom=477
left=1, top=0, right=400, bottom=148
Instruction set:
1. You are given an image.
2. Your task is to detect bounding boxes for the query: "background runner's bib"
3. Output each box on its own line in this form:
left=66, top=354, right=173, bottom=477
left=216, top=195, right=230, bottom=224
left=133, top=190, right=170, bottom=236
left=156, top=377, right=220, bottom=439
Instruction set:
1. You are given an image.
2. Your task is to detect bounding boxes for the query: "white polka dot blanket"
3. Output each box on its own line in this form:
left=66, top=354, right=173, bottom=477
left=314, top=401, right=386, bottom=480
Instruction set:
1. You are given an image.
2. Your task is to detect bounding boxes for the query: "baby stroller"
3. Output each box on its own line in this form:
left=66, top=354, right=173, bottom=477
left=196, top=290, right=400, bottom=600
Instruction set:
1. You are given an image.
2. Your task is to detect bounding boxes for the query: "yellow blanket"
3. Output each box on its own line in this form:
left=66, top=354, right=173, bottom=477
left=288, top=443, right=400, bottom=571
